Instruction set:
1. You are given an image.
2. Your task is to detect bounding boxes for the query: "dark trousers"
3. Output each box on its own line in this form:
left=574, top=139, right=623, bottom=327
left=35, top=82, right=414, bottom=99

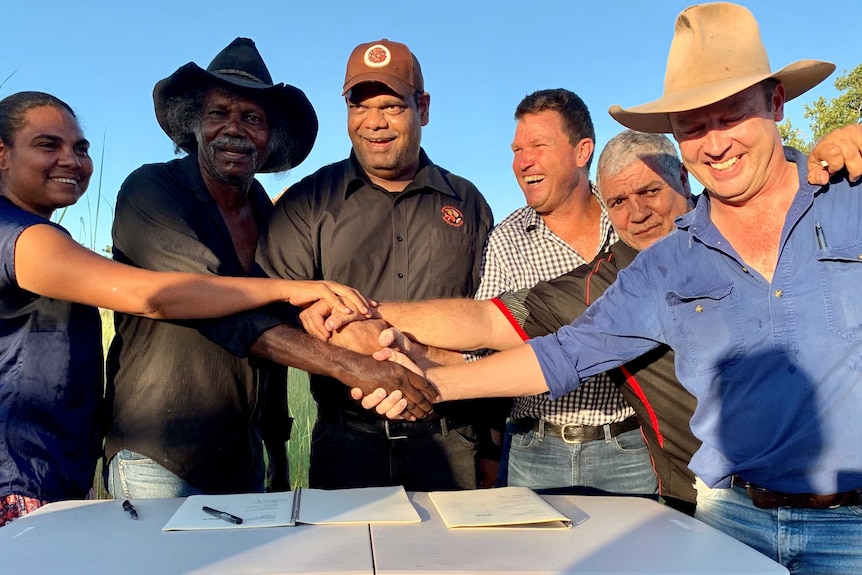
left=308, top=414, right=479, bottom=491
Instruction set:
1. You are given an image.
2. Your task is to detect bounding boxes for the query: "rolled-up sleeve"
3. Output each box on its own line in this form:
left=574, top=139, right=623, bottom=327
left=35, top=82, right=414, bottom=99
left=526, top=261, right=665, bottom=399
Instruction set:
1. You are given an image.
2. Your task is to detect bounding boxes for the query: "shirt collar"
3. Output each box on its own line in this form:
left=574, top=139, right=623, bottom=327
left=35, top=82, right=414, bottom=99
left=522, top=182, right=607, bottom=233
left=610, top=240, right=640, bottom=268
left=343, top=148, right=459, bottom=199
left=176, top=153, right=210, bottom=203
left=176, top=153, right=271, bottom=227
left=677, top=147, right=817, bottom=239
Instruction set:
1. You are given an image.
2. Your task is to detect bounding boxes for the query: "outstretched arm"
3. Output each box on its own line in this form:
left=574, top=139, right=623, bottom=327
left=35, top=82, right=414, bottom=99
left=15, top=223, right=372, bottom=319
left=302, top=297, right=524, bottom=352
left=250, top=324, right=439, bottom=420
left=375, top=341, right=548, bottom=405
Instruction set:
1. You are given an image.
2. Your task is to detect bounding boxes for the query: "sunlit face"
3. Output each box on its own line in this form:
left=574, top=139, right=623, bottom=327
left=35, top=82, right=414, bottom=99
left=347, top=83, right=429, bottom=187
left=670, top=83, right=786, bottom=206
left=600, top=159, right=692, bottom=251
left=511, top=110, right=592, bottom=215
left=196, top=88, right=271, bottom=185
left=0, top=105, right=92, bottom=218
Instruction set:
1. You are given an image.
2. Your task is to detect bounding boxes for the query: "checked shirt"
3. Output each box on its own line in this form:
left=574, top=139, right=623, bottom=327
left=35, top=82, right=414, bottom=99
left=473, top=183, right=633, bottom=426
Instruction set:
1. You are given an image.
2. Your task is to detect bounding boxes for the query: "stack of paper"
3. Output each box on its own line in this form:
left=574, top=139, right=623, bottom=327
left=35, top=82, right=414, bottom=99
left=429, top=486, right=574, bottom=529
left=162, top=485, right=421, bottom=531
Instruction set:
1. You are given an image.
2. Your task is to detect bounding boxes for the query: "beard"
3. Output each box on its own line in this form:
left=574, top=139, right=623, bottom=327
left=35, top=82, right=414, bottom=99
left=200, top=135, right=263, bottom=185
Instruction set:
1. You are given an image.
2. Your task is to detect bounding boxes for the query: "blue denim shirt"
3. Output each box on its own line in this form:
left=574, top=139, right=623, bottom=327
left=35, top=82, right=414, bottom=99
left=530, top=148, right=862, bottom=495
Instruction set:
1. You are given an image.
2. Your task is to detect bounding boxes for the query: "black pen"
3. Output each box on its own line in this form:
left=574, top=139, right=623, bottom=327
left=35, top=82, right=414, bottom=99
left=815, top=221, right=828, bottom=249
left=122, top=499, right=138, bottom=520
left=202, top=505, right=243, bottom=524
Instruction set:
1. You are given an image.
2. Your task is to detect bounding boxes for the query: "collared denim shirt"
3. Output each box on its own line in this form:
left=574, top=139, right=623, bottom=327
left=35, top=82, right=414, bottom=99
left=530, top=148, right=862, bottom=495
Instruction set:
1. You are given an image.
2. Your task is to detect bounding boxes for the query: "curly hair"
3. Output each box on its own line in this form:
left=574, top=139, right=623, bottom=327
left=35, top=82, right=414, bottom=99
left=161, top=86, right=291, bottom=165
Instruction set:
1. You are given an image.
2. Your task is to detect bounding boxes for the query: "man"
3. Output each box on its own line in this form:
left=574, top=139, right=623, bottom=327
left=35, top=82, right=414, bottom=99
left=369, top=4, right=862, bottom=572
left=314, top=130, right=701, bottom=513
left=473, top=89, right=654, bottom=493
left=257, top=39, right=495, bottom=491
left=106, top=38, right=434, bottom=499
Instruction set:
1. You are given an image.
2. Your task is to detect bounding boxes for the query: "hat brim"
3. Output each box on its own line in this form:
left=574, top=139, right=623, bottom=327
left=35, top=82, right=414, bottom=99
left=609, top=60, right=835, bottom=134
left=342, top=72, right=416, bottom=99
left=153, top=62, right=318, bottom=172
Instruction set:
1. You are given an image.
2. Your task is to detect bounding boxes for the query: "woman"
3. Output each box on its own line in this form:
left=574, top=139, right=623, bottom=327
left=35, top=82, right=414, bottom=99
left=0, top=91, right=369, bottom=526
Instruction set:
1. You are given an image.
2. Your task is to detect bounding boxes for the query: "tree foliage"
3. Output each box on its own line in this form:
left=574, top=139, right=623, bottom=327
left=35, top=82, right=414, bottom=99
left=779, top=63, right=862, bottom=152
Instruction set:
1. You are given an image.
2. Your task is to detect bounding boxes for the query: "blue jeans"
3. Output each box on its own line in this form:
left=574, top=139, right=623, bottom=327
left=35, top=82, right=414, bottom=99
left=695, top=478, right=862, bottom=575
left=500, top=420, right=658, bottom=494
left=107, top=450, right=246, bottom=498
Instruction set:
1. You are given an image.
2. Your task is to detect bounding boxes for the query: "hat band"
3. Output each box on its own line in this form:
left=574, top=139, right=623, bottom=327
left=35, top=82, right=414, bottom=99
left=213, top=68, right=266, bottom=85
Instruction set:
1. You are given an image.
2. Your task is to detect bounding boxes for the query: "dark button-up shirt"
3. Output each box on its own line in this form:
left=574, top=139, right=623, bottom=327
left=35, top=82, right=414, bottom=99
left=106, top=153, right=293, bottom=494
left=259, top=149, right=494, bottom=419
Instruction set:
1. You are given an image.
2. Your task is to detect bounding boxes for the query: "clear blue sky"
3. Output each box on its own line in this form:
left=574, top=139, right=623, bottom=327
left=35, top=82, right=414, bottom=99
left=4, top=0, right=859, bottom=251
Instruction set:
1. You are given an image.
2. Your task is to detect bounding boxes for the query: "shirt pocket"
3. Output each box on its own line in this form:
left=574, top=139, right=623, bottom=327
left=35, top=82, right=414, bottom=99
left=665, top=282, right=744, bottom=375
left=429, top=227, right=478, bottom=294
left=816, top=242, right=862, bottom=339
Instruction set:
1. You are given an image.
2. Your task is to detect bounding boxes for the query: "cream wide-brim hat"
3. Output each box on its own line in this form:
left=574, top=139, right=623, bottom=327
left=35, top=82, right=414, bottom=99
left=609, top=2, right=835, bottom=134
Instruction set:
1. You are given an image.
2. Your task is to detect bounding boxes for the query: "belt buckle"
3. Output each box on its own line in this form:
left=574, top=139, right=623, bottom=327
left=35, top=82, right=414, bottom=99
left=384, top=421, right=408, bottom=440
left=560, top=423, right=585, bottom=444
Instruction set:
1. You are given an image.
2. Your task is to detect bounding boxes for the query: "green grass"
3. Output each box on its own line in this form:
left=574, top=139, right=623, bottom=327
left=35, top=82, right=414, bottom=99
left=287, top=368, right=316, bottom=488
left=95, top=310, right=316, bottom=496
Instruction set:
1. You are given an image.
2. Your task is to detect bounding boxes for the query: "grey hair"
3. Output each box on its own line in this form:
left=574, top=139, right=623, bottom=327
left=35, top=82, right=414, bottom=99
left=597, top=130, right=683, bottom=189
left=161, top=89, right=205, bottom=155
left=161, top=86, right=292, bottom=167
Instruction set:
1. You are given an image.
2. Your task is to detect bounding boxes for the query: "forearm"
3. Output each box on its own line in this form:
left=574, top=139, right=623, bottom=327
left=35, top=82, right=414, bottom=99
left=376, top=299, right=520, bottom=351
left=133, top=274, right=295, bottom=319
left=251, top=324, right=372, bottom=384
left=15, top=225, right=298, bottom=319
left=421, top=346, right=466, bottom=367
left=252, top=324, right=439, bottom=418
left=428, top=343, right=549, bottom=401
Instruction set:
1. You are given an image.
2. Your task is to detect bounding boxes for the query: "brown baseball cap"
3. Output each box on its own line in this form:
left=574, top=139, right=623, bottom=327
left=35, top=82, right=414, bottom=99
left=342, top=39, right=424, bottom=97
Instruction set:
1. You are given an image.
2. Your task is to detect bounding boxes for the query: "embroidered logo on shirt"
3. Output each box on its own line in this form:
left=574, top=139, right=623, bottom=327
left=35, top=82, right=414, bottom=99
left=364, top=45, right=391, bottom=68
left=441, top=206, right=464, bottom=227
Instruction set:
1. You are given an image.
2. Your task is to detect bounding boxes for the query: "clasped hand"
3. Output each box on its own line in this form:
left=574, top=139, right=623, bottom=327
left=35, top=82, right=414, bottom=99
left=300, top=300, right=438, bottom=420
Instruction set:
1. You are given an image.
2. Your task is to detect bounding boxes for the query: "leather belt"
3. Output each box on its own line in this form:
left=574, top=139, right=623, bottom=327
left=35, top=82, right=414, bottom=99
left=513, top=415, right=640, bottom=444
left=319, top=410, right=468, bottom=440
left=732, top=476, right=862, bottom=509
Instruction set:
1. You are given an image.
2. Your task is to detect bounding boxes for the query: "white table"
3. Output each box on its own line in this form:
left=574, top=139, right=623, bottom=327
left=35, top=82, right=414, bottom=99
left=0, top=494, right=788, bottom=575
left=0, top=498, right=373, bottom=575
left=371, top=493, right=788, bottom=575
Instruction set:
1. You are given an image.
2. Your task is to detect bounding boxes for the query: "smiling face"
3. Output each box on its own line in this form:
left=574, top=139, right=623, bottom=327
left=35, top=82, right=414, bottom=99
left=510, top=110, right=592, bottom=215
left=599, top=159, right=692, bottom=251
left=670, top=82, right=786, bottom=206
left=346, top=82, right=429, bottom=190
left=0, top=105, right=92, bottom=218
left=196, top=87, right=271, bottom=186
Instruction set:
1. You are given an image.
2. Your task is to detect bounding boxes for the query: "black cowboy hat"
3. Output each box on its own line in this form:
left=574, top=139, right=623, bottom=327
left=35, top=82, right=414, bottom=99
left=153, top=37, right=318, bottom=172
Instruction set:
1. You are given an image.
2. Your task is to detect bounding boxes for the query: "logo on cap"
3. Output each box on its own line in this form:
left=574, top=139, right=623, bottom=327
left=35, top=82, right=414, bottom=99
left=364, top=44, right=391, bottom=68
left=441, top=206, right=464, bottom=228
